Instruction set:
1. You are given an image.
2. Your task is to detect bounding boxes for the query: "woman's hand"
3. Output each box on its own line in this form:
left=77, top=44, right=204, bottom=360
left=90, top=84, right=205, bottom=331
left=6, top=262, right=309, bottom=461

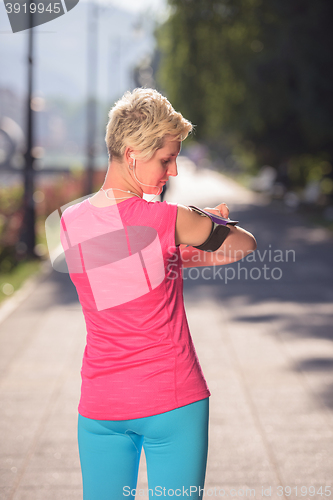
left=203, top=203, right=230, bottom=219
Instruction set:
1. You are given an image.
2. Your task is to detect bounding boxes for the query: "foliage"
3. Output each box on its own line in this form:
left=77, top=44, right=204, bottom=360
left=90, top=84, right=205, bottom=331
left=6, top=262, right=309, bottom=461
left=0, top=185, right=24, bottom=274
left=155, top=0, right=333, bottom=195
left=0, top=170, right=106, bottom=277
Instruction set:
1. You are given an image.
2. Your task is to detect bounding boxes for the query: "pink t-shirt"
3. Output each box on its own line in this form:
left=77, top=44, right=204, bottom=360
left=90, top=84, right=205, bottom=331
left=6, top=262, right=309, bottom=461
left=60, top=196, right=210, bottom=420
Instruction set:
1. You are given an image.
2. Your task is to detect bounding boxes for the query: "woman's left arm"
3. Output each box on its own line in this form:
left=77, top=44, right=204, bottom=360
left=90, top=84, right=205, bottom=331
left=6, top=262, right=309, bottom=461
left=180, top=224, right=257, bottom=268
left=179, top=203, right=257, bottom=268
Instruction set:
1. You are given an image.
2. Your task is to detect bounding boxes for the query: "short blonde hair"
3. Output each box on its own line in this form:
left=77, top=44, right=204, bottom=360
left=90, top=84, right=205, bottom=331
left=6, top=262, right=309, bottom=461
left=105, top=88, right=193, bottom=162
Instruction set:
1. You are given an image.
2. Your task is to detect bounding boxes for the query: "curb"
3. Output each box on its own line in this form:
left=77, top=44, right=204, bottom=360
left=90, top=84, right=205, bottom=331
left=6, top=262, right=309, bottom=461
left=0, top=259, right=53, bottom=325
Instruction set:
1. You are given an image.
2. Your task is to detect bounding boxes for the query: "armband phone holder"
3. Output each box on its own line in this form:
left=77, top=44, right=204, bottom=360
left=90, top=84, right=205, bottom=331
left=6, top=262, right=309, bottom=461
left=187, top=205, right=239, bottom=252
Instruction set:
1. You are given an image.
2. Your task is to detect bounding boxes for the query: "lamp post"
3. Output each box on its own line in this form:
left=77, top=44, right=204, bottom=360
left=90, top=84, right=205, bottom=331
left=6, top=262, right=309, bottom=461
left=18, top=1, right=38, bottom=260
left=85, top=0, right=99, bottom=196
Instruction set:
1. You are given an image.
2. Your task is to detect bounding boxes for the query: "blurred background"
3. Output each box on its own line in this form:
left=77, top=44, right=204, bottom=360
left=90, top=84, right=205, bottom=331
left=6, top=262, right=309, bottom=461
left=0, top=0, right=166, bottom=299
left=1, top=2, right=333, bottom=498
left=1, top=0, right=333, bottom=302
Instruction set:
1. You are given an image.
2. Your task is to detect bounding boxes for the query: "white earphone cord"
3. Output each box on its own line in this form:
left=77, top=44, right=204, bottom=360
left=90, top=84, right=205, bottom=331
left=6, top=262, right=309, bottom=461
left=101, top=157, right=162, bottom=202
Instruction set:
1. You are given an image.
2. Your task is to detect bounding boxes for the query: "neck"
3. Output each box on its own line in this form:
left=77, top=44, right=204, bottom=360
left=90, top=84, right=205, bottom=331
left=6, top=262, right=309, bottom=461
left=101, top=162, right=143, bottom=198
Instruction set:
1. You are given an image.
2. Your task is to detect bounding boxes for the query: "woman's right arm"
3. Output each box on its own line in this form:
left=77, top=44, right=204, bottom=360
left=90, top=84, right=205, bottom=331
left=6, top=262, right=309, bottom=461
left=175, top=204, right=257, bottom=268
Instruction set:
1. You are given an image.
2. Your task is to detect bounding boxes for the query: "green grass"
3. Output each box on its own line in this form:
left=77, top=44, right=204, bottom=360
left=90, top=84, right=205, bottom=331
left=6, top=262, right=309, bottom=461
left=0, top=258, right=45, bottom=307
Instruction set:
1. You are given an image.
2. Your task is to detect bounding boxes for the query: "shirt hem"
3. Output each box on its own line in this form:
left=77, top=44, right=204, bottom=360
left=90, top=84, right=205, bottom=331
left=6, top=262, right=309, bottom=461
left=78, top=389, right=211, bottom=421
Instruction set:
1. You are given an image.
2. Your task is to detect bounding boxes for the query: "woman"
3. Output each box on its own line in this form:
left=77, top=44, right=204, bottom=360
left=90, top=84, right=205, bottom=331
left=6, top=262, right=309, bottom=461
left=60, top=88, right=256, bottom=499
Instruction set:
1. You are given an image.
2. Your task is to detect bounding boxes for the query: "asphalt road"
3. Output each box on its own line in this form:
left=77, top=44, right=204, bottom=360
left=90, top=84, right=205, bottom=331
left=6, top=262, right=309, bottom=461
left=0, top=156, right=332, bottom=500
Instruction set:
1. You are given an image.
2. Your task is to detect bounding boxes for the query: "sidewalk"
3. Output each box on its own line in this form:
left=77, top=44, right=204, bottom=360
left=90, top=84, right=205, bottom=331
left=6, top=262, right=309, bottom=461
left=1, top=157, right=332, bottom=500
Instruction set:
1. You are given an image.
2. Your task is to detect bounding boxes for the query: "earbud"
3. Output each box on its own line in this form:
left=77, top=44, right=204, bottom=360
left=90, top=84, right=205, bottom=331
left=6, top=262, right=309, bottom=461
left=129, top=155, right=136, bottom=169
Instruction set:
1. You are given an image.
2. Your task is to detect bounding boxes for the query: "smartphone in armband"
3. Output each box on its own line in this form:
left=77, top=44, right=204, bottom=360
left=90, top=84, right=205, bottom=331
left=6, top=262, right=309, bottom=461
left=188, top=205, right=239, bottom=226
left=186, top=205, right=239, bottom=252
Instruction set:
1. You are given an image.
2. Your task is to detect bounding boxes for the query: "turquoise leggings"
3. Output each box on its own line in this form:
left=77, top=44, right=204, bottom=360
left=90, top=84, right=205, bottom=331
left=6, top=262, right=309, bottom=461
left=77, top=398, right=209, bottom=499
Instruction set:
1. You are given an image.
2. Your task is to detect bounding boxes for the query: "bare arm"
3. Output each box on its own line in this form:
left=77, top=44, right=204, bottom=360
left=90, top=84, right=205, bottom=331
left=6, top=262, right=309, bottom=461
left=175, top=203, right=257, bottom=267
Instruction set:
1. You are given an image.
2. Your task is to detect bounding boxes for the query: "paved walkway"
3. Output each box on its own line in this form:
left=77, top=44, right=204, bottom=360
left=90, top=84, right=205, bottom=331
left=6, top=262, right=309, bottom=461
left=0, top=157, right=333, bottom=500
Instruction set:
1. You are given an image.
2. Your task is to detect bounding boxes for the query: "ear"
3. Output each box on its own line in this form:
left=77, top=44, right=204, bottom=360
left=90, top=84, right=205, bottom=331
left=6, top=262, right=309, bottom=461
left=124, top=146, right=135, bottom=163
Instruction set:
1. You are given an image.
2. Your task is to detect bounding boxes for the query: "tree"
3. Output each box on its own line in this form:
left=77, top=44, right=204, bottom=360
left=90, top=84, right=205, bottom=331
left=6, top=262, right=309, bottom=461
left=156, top=0, right=333, bottom=190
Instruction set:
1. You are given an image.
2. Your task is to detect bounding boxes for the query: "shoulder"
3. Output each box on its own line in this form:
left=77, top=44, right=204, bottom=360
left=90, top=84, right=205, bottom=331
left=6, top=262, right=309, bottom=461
left=146, top=200, right=212, bottom=247
left=147, top=200, right=178, bottom=219
left=59, top=199, right=87, bottom=228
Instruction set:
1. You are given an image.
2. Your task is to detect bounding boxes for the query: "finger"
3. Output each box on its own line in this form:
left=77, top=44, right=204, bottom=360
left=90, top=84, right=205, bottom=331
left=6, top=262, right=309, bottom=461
left=204, top=207, right=221, bottom=216
left=214, top=203, right=230, bottom=218
left=204, top=208, right=229, bottom=219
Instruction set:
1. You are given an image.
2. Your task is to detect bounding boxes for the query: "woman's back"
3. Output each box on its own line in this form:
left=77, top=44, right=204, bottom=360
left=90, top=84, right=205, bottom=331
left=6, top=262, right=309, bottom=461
left=60, top=196, right=210, bottom=421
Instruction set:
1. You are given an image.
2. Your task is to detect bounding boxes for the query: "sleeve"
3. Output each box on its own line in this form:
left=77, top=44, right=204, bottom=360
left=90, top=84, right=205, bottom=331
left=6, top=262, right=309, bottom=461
left=155, top=200, right=178, bottom=252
